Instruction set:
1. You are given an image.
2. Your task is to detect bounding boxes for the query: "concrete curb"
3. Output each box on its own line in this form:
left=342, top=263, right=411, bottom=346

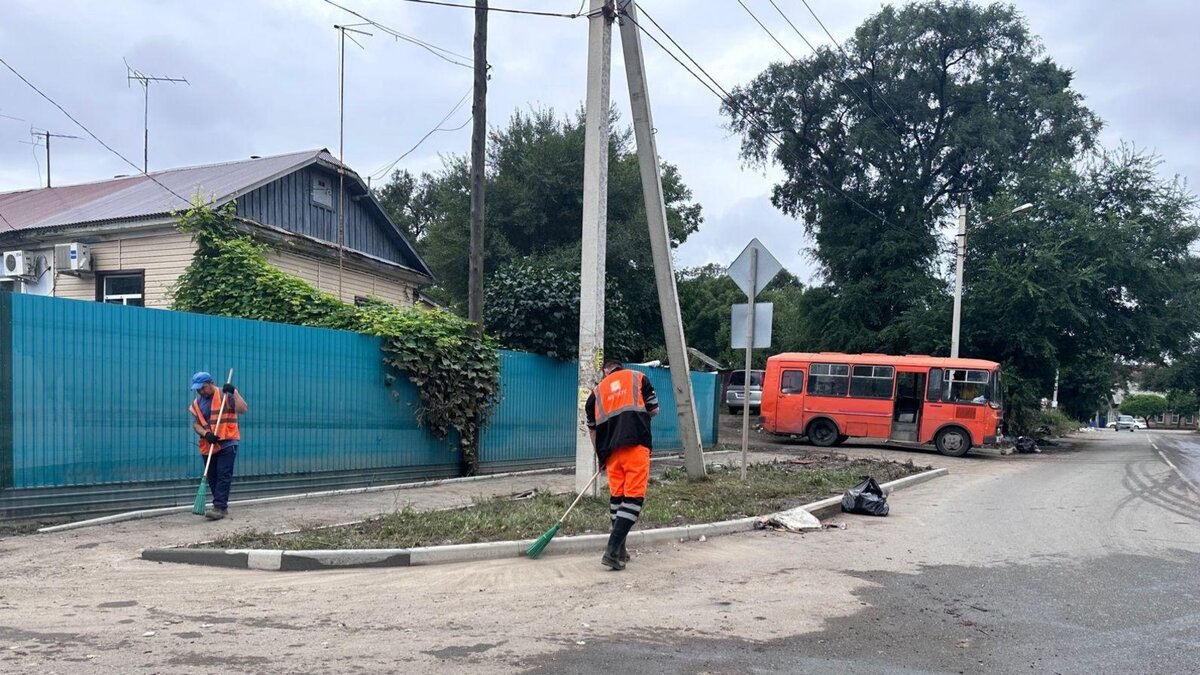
left=140, top=467, right=949, bottom=571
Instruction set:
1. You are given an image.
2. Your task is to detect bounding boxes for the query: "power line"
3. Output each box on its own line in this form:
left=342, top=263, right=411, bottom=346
left=735, top=0, right=797, bottom=61
left=0, top=56, right=193, bottom=207
left=622, top=7, right=901, bottom=233
left=766, top=0, right=905, bottom=143
left=799, top=0, right=906, bottom=123
left=323, top=0, right=474, bottom=68
left=395, top=0, right=587, bottom=19
left=370, top=87, right=473, bottom=180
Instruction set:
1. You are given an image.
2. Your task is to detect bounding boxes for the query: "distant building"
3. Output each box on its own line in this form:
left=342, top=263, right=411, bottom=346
left=1103, top=381, right=1197, bottom=429
left=0, top=149, right=433, bottom=308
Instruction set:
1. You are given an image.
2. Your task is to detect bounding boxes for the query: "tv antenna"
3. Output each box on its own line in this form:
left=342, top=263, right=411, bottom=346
left=125, top=59, right=188, bottom=173
left=27, top=127, right=81, bottom=188
left=333, top=23, right=372, bottom=299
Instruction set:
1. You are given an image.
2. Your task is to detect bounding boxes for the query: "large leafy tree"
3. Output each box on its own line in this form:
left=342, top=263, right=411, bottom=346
left=376, top=108, right=701, bottom=359
left=724, top=1, right=1099, bottom=353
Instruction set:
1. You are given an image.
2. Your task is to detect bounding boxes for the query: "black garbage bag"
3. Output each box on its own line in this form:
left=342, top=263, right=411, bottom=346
left=841, top=476, right=889, bottom=516
left=1014, top=436, right=1037, bottom=453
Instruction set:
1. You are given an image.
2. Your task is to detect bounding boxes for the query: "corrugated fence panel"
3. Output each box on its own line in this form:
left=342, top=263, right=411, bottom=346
left=477, top=351, right=577, bottom=471
left=8, top=294, right=456, bottom=490
left=1, top=296, right=720, bottom=517
left=629, top=366, right=720, bottom=452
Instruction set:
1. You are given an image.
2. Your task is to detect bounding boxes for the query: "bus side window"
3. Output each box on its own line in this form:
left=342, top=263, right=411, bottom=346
left=780, top=370, right=804, bottom=394
left=927, top=368, right=943, bottom=401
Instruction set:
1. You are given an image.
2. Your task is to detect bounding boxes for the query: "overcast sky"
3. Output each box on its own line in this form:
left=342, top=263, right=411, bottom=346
left=2, top=1, right=1197, bottom=283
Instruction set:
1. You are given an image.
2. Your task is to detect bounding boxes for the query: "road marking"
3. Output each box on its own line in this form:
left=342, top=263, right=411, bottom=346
left=1155, top=448, right=1200, bottom=497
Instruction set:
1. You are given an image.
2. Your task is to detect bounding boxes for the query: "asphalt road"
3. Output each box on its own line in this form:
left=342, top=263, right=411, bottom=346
left=530, top=430, right=1200, bottom=674
left=1153, top=429, right=1200, bottom=495
left=2, top=432, right=1197, bottom=673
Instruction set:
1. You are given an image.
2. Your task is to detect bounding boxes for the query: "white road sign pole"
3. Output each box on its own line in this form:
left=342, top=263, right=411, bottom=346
left=741, top=247, right=757, bottom=481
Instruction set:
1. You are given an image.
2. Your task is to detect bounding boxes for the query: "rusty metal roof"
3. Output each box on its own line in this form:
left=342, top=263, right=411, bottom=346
left=0, top=149, right=331, bottom=233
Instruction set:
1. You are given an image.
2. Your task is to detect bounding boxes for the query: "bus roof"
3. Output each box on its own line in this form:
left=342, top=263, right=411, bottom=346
left=767, top=352, right=1000, bottom=370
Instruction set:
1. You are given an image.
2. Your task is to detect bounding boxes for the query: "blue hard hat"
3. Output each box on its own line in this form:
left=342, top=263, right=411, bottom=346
left=191, top=371, right=214, bottom=390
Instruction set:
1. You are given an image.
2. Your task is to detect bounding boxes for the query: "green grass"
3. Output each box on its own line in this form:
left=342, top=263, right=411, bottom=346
left=206, top=457, right=927, bottom=551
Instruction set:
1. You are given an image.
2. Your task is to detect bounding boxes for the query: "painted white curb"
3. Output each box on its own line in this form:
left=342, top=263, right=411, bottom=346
left=140, top=467, right=949, bottom=571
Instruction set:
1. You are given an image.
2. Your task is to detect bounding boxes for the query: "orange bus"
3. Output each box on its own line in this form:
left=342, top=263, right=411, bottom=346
left=760, top=352, right=1004, bottom=456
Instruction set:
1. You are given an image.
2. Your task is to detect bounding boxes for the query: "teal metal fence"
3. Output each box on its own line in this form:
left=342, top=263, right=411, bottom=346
left=0, top=295, right=718, bottom=518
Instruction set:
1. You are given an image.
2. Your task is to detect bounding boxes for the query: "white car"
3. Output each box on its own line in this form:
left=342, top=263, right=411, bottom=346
left=1110, top=415, right=1137, bottom=432
left=1133, top=417, right=1148, bottom=429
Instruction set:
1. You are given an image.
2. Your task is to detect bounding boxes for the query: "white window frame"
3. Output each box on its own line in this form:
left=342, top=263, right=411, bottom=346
left=101, top=273, right=145, bottom=306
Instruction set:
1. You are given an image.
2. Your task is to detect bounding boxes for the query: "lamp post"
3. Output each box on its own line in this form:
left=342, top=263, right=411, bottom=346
left=950, top=202, right=1034, bottom=358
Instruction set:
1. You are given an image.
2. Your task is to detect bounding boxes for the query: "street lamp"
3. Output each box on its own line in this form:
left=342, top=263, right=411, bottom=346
left=950, top=202, right=1035, bottom=358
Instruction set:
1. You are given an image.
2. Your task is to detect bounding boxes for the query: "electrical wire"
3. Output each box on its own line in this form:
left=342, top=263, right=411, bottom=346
left=735, top=0, right=797, bottom=61
left=370, top=87, right=473, bottom=180
left=766, top=0, right=905, bottom=143
left=395, top=0, right=588, bottom=19
left=0, top=56, right=193, bottom=207
left=800, top=0, right=906, bottom=122
left=323, top=0, right=473, bottom=68
left=622, top=6, right=901, bottom=232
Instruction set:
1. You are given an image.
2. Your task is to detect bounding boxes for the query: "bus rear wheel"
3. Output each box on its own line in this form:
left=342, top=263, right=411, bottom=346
left=807, top=419, right=840, bottom=447
left=935, top=428, right=971, bottom=457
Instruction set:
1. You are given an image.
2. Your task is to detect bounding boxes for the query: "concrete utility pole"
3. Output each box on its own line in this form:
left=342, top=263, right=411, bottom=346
left=575, top=0, right=614, bottom=495
left=950, top=203, right=967, bottom=359
left=617, top=0, right=706, bottom=479
left=468, top=0, right=488, bottom=324
left=950, top=202, right=1033, bottom=359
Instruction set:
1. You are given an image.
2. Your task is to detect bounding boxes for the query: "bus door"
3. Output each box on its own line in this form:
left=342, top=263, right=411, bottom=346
left=890, top=369, right=927, bottom=443
left=774, top=365, right=807, bottom=434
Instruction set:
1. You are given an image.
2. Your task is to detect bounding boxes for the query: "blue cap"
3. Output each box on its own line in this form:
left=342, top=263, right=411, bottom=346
left=191, top=371, right=214, bottom=390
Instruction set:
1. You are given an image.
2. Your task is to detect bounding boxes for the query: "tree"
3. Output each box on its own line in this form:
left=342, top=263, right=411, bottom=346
left=376, top=107, right=702, bottom=360
left=484, top=261, right=636, bottom=360
left=1119, top=394, right=1168, bottom=420
left=724, top=1, right=1099, bottom=354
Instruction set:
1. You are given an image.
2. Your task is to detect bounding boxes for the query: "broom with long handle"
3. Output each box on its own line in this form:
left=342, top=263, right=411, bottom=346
left=526, top=468, right=602, bottom=558
left=192, top=369, right=234, bottom=515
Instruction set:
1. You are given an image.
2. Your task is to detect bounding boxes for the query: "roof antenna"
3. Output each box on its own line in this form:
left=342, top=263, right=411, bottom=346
left=26, top=127, right=81, bottom=188
left=125, top=58, right=189, bottom=174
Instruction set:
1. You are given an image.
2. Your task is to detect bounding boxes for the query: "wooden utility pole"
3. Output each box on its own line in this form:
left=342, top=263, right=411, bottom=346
left=575, top=0, right=614, bottom=495
left=468, top=0, right=488, bottom=324
left=617, top=0, right=706, bottom=478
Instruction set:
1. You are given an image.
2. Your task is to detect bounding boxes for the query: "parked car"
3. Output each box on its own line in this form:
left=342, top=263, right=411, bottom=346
left=726, top=369, right=764, bottom=414
left=1112, top=414, right=1137, bottom=432
left=1134, top=417, right=1148, bottom=429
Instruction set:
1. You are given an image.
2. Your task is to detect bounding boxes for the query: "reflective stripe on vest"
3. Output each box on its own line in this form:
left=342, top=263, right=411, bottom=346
left=592, top=370, right=647, bottom=426
left=191, top=391, right=241, bottom=454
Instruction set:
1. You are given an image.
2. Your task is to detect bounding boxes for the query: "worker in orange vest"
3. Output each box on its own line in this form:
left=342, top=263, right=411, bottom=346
left=189, top=372, right=248, bottom=520
left=586, top=359, right=659, bottom=570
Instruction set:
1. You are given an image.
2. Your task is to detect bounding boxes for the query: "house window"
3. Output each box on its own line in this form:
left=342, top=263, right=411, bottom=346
left=1185, top=415, right=1195, bottom=426
left=312, top=174, right=334, bottom=209
left=0, top=279, right=13, bottom=293
left=97, top=272, right=145, bottom=306
left=1171, top=413, right=1180, bottom=425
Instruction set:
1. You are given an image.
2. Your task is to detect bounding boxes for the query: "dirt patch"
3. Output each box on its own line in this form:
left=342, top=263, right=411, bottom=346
left=202, top=457, right=929, bottom=551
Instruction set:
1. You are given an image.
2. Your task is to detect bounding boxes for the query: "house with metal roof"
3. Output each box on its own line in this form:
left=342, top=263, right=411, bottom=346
left=0, top=149, right=434, bottom=308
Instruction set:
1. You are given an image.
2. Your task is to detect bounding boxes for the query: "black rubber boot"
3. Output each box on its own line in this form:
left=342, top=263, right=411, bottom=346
left=602, top=517, right=633, bottom=570
left=618, top=541, right=630, bottom=562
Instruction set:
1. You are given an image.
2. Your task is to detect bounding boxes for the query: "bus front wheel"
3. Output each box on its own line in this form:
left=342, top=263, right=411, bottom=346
left=807, top=419, right=840, bottom=447
left=935, top=428, right=971, bottom=457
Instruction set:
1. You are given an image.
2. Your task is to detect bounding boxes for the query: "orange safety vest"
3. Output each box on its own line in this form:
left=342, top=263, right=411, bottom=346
left=190, top=391, right=241, bottom=455
left=592, top=369, right=648, bottom=427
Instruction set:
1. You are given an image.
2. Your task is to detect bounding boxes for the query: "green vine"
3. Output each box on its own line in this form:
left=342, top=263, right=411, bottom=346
left=170, top=200, right=499, bottom=473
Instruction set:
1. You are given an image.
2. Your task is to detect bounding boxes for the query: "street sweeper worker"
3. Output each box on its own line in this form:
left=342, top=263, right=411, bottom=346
left=189, top=371, right=248, bottom=520
left=585, top=359, right=659, bottom=571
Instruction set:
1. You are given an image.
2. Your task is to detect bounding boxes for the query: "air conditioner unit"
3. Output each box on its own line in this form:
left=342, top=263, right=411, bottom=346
left=2, top=251, right=34, bottom=280
left=54, top=243, right=92, bottom=274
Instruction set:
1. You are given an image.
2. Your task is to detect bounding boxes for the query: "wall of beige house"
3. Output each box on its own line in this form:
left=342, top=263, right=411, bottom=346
left=53, top=231, right=197, bottom=307
left=50, top=229, right=418, bottom=308
left=265, top=249, right=416, bottom=306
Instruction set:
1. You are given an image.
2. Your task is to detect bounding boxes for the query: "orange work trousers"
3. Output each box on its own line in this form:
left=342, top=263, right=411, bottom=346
left=606, top=444, right=650, bottom=498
